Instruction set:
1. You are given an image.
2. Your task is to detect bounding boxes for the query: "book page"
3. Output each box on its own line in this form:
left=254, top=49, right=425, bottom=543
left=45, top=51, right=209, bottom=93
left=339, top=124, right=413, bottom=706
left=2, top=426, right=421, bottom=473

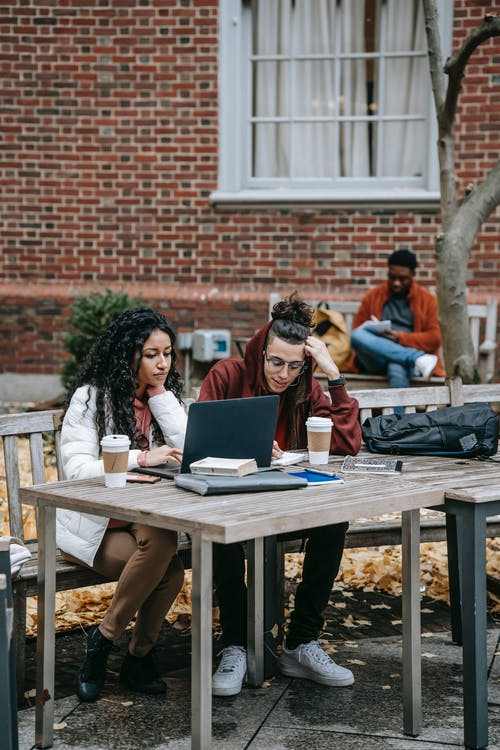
left=359, top=319, right=392, bottom=334
left=272, top=451, right=308, bottom=466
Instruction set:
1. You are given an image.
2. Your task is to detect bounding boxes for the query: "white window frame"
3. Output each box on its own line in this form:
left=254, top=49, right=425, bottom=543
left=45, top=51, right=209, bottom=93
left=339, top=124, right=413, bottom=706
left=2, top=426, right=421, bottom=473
left=212, top=0, right=454, bottom=208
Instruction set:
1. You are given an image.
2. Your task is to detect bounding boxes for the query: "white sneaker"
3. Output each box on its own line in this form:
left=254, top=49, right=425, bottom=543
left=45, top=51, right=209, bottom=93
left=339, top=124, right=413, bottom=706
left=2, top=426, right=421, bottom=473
left=414, top=353, right=438, bottom=380
left=279, top=640, right=354, bottom=687
left=212, top=646, right=247, bottom=696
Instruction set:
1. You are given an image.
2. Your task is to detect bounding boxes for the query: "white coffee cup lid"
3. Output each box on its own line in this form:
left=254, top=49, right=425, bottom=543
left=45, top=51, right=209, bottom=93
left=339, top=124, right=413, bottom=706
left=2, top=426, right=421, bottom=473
left=100, top=434, right=131, bottom=449
left=305, top=416, right=332, bottom=427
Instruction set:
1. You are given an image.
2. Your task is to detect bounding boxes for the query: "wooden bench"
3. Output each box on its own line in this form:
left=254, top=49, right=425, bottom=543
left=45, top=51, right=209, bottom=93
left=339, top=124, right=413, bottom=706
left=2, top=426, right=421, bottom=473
left=0, top=409, right=193, bottom=700
left=2, top=377, right=499, bottom=696
left=0, top=539, right=18, bottom=749
left=267, top=292, right=498, bottom=386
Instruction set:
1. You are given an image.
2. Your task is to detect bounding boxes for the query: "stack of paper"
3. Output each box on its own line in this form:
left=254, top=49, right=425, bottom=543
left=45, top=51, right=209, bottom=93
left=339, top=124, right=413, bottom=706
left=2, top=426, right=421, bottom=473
left=272, top=451, right=308, bottom=466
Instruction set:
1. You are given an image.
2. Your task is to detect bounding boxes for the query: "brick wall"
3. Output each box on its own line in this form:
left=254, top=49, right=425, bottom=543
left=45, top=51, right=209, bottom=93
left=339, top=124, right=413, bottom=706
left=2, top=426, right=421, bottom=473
left=0, top=0, right=499, bottom=386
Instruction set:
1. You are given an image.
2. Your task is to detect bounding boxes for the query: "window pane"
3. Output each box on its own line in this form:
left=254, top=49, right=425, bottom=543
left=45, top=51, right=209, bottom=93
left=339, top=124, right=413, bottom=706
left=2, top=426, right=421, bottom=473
left=253, top=61, right=290, bottom=118
left=383, top=57, right=427, bottom=117
left=379, top=121, right=426, bottom=177
left=252, top=123, right=290, bottom=178
left=292, top=123, right=333, bottom=177
left=294, top=61, right=335, bottom=117
left=293, top=0, right=335, bottom=55
left=248, top=0, right=430, bottom=185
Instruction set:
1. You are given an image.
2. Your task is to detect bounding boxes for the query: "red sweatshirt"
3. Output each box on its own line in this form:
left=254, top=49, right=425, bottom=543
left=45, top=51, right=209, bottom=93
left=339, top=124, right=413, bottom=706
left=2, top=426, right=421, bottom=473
left=199, top=321, right=361, bottom=457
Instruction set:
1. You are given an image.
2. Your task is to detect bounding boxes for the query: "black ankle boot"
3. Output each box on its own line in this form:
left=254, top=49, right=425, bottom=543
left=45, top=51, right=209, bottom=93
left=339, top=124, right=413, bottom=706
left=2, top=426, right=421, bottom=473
left=119, top=650, right=166, bottom=695
left=76, top=625, right=113, bottom=702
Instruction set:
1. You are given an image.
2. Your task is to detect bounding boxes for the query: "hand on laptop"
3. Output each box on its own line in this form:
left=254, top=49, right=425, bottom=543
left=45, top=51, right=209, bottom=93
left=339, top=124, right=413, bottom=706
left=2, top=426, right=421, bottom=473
left=143, top=446, right=183, bottom=467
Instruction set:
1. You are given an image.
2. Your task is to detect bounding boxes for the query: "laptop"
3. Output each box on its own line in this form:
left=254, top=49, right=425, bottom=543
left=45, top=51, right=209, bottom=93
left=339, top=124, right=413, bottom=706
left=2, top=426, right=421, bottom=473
left=134, top=394, right=280, bottom=479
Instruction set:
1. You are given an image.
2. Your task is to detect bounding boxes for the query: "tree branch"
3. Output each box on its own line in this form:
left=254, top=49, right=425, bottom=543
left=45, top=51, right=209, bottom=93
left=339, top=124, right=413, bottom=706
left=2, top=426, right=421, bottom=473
left=448, top=158, right=500, bottom=250
left=422, top=0, right=446, bottom=115
left=443, top=15, right=500, bottom=129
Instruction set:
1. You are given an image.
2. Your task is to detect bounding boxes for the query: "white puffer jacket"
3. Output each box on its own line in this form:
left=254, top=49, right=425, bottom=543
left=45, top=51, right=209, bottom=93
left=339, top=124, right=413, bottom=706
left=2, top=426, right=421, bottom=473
left=56, top=385, right=187, bottom=566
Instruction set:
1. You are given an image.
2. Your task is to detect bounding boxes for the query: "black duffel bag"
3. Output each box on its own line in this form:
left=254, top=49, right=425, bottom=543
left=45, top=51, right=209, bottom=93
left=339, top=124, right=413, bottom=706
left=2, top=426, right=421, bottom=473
left=362, top=402, right=499, bottom=458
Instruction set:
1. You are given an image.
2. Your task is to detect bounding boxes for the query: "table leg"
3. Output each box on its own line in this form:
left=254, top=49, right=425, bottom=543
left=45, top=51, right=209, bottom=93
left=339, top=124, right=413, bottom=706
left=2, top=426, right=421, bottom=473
left=35, top=505, right=56, bottom=748
left=401, top=508, right=422, bottom=736
left=445, top=512, right=463, bottom=645
left=452, top=502, right=488, bottom=750
left=191, top=533, right=213, bottom=750
left=246, top=537, right=264, bottom=687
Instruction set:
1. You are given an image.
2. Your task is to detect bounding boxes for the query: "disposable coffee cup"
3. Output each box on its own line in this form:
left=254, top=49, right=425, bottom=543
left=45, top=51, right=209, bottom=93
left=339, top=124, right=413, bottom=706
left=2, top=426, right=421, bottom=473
left=100, top=434, right=131, bottom=488
left=305, top=416, right=333, bottom=464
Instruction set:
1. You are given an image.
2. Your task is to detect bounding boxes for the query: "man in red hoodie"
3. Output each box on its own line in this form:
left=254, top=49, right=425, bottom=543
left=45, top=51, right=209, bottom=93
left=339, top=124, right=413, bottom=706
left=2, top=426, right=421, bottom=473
left=199, top=294, right=361, bottom=697
left=350, top=249, right=445, bottom=387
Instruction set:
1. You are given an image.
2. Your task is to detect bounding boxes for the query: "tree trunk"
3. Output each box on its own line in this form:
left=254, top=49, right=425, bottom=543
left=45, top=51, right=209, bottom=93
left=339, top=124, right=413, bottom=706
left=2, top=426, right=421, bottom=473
left=435, top=233, right=478, bottom=382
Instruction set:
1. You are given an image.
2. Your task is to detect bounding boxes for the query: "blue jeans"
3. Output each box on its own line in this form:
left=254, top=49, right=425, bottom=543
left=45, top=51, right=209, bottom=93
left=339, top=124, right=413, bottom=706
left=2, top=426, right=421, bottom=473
left=350, top=327, right=423, bottom=389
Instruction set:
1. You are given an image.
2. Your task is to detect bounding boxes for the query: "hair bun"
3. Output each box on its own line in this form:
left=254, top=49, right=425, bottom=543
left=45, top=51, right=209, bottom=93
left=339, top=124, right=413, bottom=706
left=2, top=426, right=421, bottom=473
left=271, top=292, right=313, bottom=328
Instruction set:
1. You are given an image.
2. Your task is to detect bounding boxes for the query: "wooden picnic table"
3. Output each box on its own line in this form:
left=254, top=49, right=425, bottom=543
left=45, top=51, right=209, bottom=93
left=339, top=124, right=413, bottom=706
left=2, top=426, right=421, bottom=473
left=19, top=451, right=500, bottom=750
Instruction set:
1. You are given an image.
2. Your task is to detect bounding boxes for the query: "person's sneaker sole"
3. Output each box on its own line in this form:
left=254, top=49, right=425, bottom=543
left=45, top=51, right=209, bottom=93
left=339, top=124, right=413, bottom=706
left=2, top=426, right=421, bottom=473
left=279, top=660, right=354, bottom=687
left=212, top=679, right=245, bottom=697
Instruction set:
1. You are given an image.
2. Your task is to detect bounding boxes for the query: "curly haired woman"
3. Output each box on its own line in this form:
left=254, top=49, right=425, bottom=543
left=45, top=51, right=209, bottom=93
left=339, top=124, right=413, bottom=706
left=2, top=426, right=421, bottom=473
left=199, top=294, right=361, bottom=697
left=57, top=308, right=187, bottom=701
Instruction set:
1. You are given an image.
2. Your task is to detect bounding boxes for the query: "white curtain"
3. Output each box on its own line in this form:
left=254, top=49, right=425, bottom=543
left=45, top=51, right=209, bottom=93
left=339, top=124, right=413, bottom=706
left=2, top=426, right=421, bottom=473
left=339, top=0, right=369, bottom=177
left=380, top=0, right=427, bottom=176
left=252, top=0, right=424, bottom=180
left=253, top=0, right=291, bottom=177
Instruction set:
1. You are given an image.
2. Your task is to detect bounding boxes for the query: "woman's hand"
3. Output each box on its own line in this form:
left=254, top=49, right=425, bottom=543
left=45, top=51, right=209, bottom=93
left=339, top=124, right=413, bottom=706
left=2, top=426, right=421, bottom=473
left=304, top=336, right=340, bottom=381
left=144, top=446, right=183, bottom=467
left=271, top=441, right=283, bottom=461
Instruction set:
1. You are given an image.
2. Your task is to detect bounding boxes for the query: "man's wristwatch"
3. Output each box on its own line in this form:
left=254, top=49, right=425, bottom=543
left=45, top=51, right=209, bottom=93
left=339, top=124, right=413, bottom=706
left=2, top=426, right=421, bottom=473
left=327, top=375, right=346, bottom=387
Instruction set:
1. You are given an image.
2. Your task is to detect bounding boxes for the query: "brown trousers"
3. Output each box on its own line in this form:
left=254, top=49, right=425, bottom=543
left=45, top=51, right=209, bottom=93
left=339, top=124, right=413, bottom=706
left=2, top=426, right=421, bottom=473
left=65, top=524, right=184, bottom=657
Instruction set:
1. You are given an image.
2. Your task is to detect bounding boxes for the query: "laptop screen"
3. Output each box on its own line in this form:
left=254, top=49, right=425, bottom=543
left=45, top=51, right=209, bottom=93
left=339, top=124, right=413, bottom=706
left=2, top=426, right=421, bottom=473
left=180, top=394, right=280, bottom=472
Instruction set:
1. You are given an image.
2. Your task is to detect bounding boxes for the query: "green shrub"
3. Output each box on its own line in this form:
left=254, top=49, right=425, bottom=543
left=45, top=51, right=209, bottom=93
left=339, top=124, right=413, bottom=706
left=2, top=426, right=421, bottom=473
left=61, top=289, right=144, bottom=390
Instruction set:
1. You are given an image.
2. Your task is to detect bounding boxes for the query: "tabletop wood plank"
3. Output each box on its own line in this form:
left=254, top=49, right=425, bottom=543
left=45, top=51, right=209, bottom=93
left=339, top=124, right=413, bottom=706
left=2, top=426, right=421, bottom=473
left=19, top=452, right=500, bottom=543
left=18, top=474, right=440, bottom=544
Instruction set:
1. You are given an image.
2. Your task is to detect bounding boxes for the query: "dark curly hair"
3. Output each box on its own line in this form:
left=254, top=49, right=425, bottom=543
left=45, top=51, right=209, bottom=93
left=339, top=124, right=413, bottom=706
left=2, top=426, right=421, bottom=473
left=65, top=308, right=183, bottom=446
left=268, top=292, right=313, bottom=345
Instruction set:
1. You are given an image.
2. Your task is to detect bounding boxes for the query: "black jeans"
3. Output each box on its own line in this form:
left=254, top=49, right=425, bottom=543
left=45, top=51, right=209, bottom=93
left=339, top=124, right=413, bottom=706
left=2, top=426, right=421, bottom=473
left=213, top=521, right=348, bottom=649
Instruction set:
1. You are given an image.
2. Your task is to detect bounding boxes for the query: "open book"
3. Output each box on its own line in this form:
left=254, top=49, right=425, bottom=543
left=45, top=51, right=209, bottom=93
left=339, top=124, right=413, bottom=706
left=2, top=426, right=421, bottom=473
left=272, top=451, right=308, bottom=467
left=360, top=318, right=392, bottom=334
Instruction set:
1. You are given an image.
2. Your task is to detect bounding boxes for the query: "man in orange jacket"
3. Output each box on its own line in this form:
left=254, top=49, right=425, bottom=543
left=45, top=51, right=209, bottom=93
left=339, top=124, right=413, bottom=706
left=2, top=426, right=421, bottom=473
left=350, top=250, right=445, bottom=388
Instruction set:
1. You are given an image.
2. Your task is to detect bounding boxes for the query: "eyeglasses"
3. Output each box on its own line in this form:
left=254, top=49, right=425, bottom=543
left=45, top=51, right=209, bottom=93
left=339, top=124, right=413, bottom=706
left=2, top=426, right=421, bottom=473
left=263, top=349, right=306, bottom=373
